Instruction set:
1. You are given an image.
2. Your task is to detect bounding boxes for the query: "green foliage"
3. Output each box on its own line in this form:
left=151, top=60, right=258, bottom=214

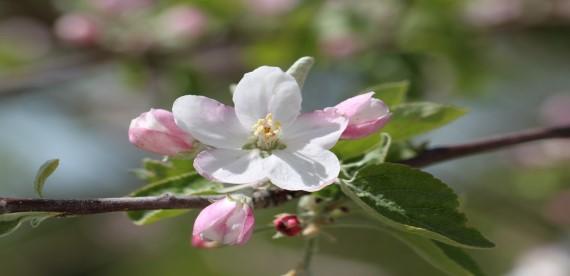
left=345, top=133, right=392, bottom=169
left=132, top=158, right=196, bottom=183
left=314, top=184, right=343, bottom=201
left=365, top=81, right=409, bottom=108
left=383, top=102, right=467, bottom=140
left=333, top=133, right=385, bottom=161
left=34, top=159, right=59, bottom=198
left=129, top=159, right=222, bottom=225
left=385, top=141, right=427, bottom=162
left=340, top=163, right=494, bottom=248
left=391, top=230, right=484, bottom=276
left=0, top=212, right=59, bottom=238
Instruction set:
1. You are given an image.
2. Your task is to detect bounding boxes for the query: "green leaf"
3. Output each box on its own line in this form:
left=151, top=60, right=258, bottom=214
left=347, top=133, right=392, bottom=169
left=1, top=212, right=59, bottom=238
left=128, top=172, right=222, bottom=225
left=286, top=56, right=314, bottom=89
left=333, top=133, right=385, bottom=161
left=340, top=163, right=494, bottom=248
left=391, top=230, right=484, bottom=276
left=0, top=215, right=22, bottom=237
left=132, top=158, right=196, bottom=183
left=365, top=81, right=409, bottom=107
left=383, top=102, right=467, bottom=140
left=314, top=184, right=343, bottom=201
left=34, top=159, right=59, bottom=198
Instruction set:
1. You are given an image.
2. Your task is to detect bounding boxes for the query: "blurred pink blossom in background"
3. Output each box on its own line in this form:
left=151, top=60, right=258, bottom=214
left=55, top=13, right=100, bottom=46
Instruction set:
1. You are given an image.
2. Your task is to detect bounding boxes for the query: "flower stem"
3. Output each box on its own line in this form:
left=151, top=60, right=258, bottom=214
left=300, top=238, right=318, bottom=275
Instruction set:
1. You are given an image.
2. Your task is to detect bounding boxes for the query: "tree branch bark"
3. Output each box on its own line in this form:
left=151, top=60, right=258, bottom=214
left=1, top=124, right=568, bottom=216
left=400, top=124, right=570, bottom=167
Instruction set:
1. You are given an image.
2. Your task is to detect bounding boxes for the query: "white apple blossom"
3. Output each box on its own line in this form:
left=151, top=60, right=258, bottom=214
left=172, top=66, right=348, bottom=191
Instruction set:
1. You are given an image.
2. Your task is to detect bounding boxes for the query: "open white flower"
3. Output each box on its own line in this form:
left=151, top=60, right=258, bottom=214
left=172, top=66, right=348, bottom=191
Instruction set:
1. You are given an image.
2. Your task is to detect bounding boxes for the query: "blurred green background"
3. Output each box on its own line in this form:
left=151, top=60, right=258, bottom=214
left=1, top=0, right=569, bottom=275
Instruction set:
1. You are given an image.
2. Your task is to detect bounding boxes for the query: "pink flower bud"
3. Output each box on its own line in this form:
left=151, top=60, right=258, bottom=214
left=191, top=234, right=220, bottom=249
left=334, top=92, right=391, bottom=139
left=192, top=197, right=255, bottom=247
left=157, top=5, right=207, bottom=45
left=54, top=14, right=100, bottom=47
left=273, top=213, right=302, bottom=237
left=129, top=108, right=193, bottom=156
left=320, top=35, right=360, bottom=59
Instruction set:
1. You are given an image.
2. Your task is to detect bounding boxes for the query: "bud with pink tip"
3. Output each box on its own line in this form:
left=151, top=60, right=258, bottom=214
left=191, top=234, right=220, bottom=249
left=54, top=13, right=100, bottom=47
left=334, top=92, right=391, bottom=139
left=273, top=213, right=302, bottom=237
left=192, top=196, right=255, bottom=247
left=129, top=108, right=194, bottom=156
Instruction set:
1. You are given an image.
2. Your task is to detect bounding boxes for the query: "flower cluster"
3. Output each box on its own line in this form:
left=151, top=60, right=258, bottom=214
left=54, top=0, right=207, bottom=52
left=129, top=61, right=390, bottom=247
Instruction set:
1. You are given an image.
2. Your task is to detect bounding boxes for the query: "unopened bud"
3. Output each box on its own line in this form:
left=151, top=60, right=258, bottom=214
left=273, top=213, right=302, bottom=237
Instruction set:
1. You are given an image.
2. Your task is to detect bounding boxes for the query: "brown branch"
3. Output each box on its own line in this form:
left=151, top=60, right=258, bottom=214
left=400, top=124, right=570, bottom=167
left=0, top=190, right=307, bottom=215
left=0, top=124, right=568, bottom=216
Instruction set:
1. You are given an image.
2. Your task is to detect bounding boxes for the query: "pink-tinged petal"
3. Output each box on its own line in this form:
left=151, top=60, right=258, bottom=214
left=267, top=146, right=340, bottom=191
left=341, top=113, right=391, bottom=139
left=335, top=93, right=391, bottom=139
left=236, top=204, right=255, bottom=245
left=194, top=149, right=268, bottom=184
left=191, top=235, right=219, bottom=249
left=151, top=108, right=189, bottom=137
left=173, top=95, right=249, bottom=149
left=281, top=108, right=348, bottom=150
left=233, top=66, right=301, bottom=128
left=192, top=198, right=237, bottom=237
left=192, top=197, right=255, bottom=247
left=129, top=129, right=191, bottom=155
left=128, top=109, right=193, bottom=156
left=334, top=92, right=374, bottom=118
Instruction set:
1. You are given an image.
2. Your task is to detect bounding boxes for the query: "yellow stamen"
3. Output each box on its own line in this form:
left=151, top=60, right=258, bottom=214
left=252, top=113, right=281, bottom=149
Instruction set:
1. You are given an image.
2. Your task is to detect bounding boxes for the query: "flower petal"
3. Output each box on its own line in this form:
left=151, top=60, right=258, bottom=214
left=233, top=66, right=301, bottom=128
left=267, top=147, right=340, bottom=191
left=341, top=113, right=391, bottom=139
left=192, top=198, right=237, bottom=239
left=334, top=92, right=374, bottom=118
left=223, top=204, right=254, bottom=245
left=280, top=108, right=348, bottom=150
left=194, top=149, right=268, bottom=184
left=172, top=95, right=249, bottom=149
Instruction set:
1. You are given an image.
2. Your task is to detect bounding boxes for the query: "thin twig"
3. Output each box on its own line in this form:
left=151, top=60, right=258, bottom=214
left=0, top=190, right=307, bottom=215
left=300, top=238, right=317, bottom=275
left=400, top=124, right=570, bottom=167
left=0, top=124, right=568, bottom=215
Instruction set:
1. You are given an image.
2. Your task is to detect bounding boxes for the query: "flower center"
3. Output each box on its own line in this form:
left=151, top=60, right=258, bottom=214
left=253, top=113, right=280, bottom=142
left=243, top=113, right=286, bottom=153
